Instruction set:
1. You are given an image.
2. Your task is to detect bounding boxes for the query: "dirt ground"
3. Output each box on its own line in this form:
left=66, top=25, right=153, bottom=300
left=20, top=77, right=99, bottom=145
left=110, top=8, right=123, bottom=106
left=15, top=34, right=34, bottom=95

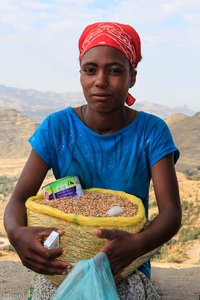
left=0, top=252, right=199, bottom=300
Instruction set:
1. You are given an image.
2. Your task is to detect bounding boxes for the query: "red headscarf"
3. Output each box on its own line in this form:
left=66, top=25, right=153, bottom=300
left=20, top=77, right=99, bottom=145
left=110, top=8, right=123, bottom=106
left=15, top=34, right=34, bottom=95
left=78, top=22, right=141, bottom=106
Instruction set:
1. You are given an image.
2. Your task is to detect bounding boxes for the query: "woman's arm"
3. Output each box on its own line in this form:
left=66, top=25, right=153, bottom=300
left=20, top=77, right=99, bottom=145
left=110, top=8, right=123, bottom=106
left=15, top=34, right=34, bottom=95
left=96, top=153, right=182, bottom=274
left=4, top=150, right=49, bottom=232
left=142, top=152, right=182, bottom=247
left=4, top=149, right=71, bottom=274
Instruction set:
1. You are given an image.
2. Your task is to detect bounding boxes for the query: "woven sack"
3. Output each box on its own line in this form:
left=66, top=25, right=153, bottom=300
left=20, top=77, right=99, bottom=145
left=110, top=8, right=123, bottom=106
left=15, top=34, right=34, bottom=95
left=25, top=188, right=159, bottom=286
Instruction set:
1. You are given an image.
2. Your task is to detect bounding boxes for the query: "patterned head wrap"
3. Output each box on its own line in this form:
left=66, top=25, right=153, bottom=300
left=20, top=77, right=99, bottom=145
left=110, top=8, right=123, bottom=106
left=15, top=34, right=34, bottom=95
left=78, top=22, right=141, bottom=106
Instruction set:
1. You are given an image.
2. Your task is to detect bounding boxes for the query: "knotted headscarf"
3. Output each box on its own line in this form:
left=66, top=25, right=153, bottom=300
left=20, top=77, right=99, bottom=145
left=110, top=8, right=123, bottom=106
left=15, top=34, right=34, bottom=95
left=78, top=22, right=141, bottom=106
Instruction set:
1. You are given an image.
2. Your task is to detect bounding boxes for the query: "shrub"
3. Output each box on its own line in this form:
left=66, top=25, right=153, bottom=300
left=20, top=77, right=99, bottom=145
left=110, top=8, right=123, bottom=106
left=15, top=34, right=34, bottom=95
left=178, top=227, right=200, bottom=243
left=0, top=176, right=18, bottom=195
left=149, top=212, right=157, bottom=221
left=149, top=200, right=157, bottom=208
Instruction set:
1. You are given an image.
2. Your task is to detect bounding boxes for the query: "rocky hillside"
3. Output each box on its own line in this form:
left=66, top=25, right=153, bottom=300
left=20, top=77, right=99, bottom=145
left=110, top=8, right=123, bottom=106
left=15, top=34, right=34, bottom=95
left=0, top=108, right=38, bottom=158
left=0, top=84, right=195, bottom=122
left=134, top=102, right=194, bottom=119
left=166, top=112, right=200, bottom=175
left=0, top=84, right=85, bottom=122
left=0, top=108, right=200, bottom=175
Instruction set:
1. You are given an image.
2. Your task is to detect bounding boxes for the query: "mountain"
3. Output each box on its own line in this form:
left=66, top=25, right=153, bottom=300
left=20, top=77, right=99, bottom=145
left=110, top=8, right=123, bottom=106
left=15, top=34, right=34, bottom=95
left=1, top=108, right=199, bottom=174
left=134, top=102, right=194, bottom=119
left=166, top=112, right=200, bottom=174
left=0, top=84, right=85, bottom=122
left=0, top=108, right=38, bottom=158
left=0, top=84, right=199, bottom=173
left=0, top=84, right=195, bottom=122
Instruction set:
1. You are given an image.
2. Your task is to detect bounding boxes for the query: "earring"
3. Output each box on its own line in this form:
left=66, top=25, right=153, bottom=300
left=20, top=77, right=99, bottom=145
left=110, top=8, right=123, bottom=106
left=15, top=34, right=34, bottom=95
left=126, top=93, right=136, bottom=106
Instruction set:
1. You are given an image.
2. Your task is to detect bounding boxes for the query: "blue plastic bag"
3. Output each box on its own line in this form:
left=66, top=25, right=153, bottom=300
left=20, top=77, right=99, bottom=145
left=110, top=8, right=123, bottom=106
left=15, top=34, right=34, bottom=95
left=52, top=252, right=120, bottom=300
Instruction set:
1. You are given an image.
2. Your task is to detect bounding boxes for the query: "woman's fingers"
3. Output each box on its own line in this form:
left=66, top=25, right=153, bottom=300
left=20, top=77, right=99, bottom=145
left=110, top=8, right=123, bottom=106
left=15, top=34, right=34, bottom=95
left=94, top=228, right=137, bottom=275
left=23, top=258, right=71, bottom=275
left=22, top=247, right=72, bottom=274
left=95, top=228, right=132, bottom=240
left=14, top=226, right=72, bottom=275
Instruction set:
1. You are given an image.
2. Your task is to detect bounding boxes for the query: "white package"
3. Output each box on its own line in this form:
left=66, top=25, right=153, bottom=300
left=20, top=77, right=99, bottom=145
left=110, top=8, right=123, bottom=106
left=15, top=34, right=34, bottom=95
left=44, top=231, right=59, bottom=249
left=106, top=205, right=124, bottom=216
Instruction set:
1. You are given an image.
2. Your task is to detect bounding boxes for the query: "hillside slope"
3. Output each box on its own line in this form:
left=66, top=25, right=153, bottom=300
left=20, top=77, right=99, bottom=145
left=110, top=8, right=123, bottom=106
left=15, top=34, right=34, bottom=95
left=1, top=108, right=200, bottom=174
left=0, top=108, right=38, bottom=158
left=166, top=112, right=200, bottom=173
left=0, top=83, right=195, bottom=121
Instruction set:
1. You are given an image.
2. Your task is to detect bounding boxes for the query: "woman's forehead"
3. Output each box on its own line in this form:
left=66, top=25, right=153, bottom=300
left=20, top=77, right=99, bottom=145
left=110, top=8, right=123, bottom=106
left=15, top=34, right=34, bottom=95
left=80, top=45, right=129, bottom=66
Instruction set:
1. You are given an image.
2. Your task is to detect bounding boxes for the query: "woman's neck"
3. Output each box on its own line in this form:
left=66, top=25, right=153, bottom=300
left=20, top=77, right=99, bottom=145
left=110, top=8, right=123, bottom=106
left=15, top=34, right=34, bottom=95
left=77, top=105, right=137, bottom=135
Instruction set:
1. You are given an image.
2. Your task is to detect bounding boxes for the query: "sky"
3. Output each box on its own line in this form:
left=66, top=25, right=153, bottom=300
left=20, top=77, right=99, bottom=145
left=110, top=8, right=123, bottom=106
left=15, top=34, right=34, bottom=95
left=0, top=0, right=200, bottom=111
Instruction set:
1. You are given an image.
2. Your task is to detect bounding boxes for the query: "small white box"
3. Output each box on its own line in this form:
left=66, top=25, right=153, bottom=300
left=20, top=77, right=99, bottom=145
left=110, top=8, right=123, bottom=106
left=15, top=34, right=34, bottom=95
left=44, top=231, right=59, bottom=249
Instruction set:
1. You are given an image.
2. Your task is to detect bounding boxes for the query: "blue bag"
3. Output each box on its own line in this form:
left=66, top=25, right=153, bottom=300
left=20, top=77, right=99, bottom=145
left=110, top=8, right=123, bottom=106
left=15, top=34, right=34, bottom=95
left=52, top=252, right=120, bottom=300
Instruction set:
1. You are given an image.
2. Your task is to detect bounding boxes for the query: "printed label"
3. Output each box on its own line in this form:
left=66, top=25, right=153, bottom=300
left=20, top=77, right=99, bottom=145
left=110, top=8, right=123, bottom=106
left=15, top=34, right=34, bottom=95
left=42, top=176, right=83, bottom=200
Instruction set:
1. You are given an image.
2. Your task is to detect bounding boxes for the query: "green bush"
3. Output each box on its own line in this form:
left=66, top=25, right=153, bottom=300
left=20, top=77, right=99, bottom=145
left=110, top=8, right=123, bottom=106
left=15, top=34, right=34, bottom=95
left=1, top=244, right=16, bottom=252
left=149, top=212, right=157, bottom=221
left=182, top=168, right=200, bottom=180
left=152, top=240, right=187, bottom=263
left=152, top=244, right=168, bottom=261
left=178, top=227, right=200, bottom=243
left=181, top=201, right=200, bottom=225
left=0, top=176, right=18, bottom=195
left=149, top=200, right=157, bottom=208
left=181, top=201, right=193, bottom=211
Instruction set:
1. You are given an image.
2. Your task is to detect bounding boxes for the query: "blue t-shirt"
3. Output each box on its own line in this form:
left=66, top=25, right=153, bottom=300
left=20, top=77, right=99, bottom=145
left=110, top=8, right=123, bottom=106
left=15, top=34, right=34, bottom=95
left=29, top=107, right=179, bottom=278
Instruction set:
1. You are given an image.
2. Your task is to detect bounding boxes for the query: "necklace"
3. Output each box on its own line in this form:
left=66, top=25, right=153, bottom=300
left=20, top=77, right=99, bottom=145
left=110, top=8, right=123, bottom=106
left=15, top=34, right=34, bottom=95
left=80, top=105, right=86, bottom=125
left=80, top=105, right=137, bottom=132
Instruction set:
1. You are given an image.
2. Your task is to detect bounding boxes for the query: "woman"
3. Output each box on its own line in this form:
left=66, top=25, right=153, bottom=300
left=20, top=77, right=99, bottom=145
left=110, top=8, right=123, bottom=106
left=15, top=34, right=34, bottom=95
left=4, top=22, right=181, bottom=299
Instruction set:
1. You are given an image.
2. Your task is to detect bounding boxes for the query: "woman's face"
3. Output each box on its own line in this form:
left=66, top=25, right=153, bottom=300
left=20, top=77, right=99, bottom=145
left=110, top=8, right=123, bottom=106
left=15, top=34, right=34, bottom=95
left=80, top=46, right=136, bottom=113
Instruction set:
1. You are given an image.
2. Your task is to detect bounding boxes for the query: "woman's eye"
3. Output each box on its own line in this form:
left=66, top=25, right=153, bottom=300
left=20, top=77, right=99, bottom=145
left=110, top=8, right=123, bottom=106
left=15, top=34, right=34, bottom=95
left=83, top=67, right=96, bottom=74
left=109, top=68, right=122, bottom=74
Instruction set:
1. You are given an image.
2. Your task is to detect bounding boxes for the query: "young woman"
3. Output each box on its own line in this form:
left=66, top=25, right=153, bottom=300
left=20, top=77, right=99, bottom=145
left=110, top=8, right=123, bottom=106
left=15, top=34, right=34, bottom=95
left=4, top=22, right=181, bottom=299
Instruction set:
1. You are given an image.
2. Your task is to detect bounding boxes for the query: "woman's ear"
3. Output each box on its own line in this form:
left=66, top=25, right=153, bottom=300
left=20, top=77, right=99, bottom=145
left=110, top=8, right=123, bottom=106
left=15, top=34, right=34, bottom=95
left=129, top=69, right=137, bottom=88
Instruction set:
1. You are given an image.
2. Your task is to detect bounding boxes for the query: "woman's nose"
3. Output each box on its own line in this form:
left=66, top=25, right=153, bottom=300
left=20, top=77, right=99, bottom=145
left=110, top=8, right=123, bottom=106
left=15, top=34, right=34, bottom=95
left=95, top=71, right=108, bottom=88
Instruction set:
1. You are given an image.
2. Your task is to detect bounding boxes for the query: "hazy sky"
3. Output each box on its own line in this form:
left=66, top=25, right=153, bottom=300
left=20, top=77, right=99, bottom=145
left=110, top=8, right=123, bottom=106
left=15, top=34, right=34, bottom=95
left=0, top=0, right=200, bottom=111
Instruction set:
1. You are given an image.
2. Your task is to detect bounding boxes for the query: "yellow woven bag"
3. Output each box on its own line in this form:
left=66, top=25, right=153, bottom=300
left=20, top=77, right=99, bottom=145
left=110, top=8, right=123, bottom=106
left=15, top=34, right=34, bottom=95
left=26, top=188, right=154, bottom=286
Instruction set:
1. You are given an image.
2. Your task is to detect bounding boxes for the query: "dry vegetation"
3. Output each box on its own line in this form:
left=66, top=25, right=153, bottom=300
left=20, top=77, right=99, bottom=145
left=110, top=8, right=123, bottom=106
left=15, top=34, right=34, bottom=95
left=149, top=172, right=200, bottom=264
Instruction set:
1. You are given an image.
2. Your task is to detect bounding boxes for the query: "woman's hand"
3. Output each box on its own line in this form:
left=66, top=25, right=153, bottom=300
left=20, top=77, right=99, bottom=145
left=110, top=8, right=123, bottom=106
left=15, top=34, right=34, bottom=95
left=4, top=150, right=72, bottom=275
left=95, top=228, right=140, bottom=275
left=11, top=226, right=72, bottom=275
left=95, top=154, right=181, bottom=276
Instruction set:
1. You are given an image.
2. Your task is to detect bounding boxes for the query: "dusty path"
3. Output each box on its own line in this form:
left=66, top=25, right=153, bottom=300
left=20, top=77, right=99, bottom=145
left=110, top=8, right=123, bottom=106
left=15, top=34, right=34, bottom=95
left=151, top=263, right=200, bottom=300
left=0, top=255, right=199, bottom=300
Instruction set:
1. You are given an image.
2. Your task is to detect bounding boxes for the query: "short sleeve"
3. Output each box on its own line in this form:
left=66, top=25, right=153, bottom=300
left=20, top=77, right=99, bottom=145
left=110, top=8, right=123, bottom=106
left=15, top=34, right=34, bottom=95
left=146, top=117, right=180, bottom=168
left=28, top=116, right=52, bottom=167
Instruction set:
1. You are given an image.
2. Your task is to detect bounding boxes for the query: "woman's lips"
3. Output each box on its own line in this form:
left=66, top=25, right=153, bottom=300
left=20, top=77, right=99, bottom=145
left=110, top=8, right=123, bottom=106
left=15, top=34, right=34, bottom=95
left=91, top=93, right=112, bottom=100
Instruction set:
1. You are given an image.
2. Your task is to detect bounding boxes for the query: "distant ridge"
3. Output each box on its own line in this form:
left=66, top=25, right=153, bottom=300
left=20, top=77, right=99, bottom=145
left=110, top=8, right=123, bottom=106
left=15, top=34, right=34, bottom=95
left=0, top=108, right=38, bottom=158
left=0, top=84, right=195, bottom=122
left=1, top=107, right=199, bottom=174
left=0, top=84, right=85, bottom=122
left=166, top=112, right=200, bottom=173
left=164, top=113, right=188, bottom=126
left=134, top=102, right=195, bottom=119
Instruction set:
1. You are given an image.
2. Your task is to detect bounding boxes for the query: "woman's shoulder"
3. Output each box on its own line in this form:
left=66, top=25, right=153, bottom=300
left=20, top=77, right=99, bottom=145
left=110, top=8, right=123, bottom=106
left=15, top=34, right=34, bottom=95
left=47, top=106, right=72, bottom=119
left=39, top=107, right=76, bottom=125
left=138, top=111, right=164, bottom=122
left=137, top=111, right=168, bottom=128
left=35, top=107, right=75, bottom=133
left=135, top=111, right=170, bottom=139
